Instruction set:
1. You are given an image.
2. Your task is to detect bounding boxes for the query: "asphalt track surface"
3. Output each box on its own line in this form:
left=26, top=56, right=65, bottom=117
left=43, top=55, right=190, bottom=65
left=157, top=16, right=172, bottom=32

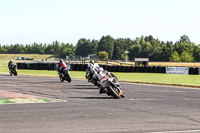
left=0, top=74, right=200, bottom=133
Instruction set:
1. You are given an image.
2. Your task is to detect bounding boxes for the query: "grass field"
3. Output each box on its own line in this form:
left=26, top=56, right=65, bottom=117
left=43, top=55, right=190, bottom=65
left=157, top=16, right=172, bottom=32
left=0, top=54, right=58, bottom=60
left=1, top=54, right=200, bottom=87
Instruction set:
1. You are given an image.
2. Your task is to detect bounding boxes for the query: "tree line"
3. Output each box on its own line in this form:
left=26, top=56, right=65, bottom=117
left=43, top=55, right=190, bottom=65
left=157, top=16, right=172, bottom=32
left=0, top=35, right=200, bottom=62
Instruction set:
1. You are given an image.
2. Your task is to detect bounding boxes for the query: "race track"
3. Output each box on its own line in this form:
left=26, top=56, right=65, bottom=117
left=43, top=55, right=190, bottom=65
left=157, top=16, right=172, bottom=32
left=0, top=74, right=200, bottom=133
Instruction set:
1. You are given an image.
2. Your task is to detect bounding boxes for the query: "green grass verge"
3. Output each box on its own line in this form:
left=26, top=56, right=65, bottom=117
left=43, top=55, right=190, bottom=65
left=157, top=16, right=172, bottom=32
left=0, top=98, right=63, bottom=104
left=114, top=73, right=200, bottom=86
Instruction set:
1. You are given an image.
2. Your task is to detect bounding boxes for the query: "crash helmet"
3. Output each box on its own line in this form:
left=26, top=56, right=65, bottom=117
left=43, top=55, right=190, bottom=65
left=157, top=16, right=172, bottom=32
left=10, top=59, right=13, bottom=63
left=59, top=59, right=63, bottom=63
left=90, top=60, right=95, bottom=65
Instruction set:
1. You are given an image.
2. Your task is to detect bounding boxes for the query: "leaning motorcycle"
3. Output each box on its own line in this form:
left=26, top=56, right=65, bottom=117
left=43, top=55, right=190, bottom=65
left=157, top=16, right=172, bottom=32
left=9, top=65, right=18, bottom=76
left=58, top=65, right=72, bottom=83
left=100, top=76, right=124, bottom=99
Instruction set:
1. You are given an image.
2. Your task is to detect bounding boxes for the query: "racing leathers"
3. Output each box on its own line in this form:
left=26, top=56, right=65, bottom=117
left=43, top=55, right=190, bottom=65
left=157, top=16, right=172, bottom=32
left=8, top=60, right=16, bottom=73
left=86, top=63, right=99, bottom=81
left=57, top=61, right=68, bottom=76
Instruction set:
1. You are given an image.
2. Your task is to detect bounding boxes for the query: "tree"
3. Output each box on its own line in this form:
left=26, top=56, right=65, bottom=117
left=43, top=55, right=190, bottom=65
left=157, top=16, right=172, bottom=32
left=180, top=51, right=194, bottom=62
left=179, top=35, right=191, bottom=44
left=169, top=51, right=180, bottom=62
left=193, top=45, right=200, bottom=62
left=97, top=35, right=114, bottom=59
left=75, top=39, right=93, bottom=57
left=98, top=51, right=108, bottom=60
left=128, top=44, right=142, bottom=60
left=112, top=38, right=125, bottom=60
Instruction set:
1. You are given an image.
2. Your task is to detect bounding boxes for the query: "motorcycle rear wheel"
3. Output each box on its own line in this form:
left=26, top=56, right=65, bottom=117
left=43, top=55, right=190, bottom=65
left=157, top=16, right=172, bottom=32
left=60, top=76, right=64, bottom=82
left=14, top=71, right=17, bottom=76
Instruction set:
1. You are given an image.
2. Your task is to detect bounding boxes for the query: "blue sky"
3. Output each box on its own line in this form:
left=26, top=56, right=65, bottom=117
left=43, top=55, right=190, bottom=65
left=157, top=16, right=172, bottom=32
left=0, top=0, right=200, bottom=45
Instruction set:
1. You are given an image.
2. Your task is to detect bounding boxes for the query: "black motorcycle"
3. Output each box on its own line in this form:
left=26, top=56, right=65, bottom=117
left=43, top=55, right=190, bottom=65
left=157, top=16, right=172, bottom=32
left=9, top=65, right=17, bottom=76
left=58, top=66, right=71, bottom=83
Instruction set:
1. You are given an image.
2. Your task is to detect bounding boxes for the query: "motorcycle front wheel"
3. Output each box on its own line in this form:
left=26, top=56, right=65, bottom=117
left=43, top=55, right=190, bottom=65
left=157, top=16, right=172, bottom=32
left=14, top=72, right=17, bottom=76
left=66, top=73, right=72, bottom=83
left=107, top=86, right=121, bottom=99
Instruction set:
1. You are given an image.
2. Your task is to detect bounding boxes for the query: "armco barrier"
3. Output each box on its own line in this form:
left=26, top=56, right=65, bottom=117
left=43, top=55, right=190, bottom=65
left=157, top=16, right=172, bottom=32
left=130, top=66, right=134, bottom=72
left=116, top=66, right=121, bottom=72
left=121, top=66, right=126, bottom=72
left=73, top=64, right=79, bottom=71
left=139, top=66, right=143, bottom=72
left=147, top=67, right=152, bottom=73
left=24, top=63, right=29, bottom=69
left=83, top=64, right=88, bottom=71
left=134, top=66, right=139, bottom=72
left=102, top=65, right=107, bottom=70
left=16, top=63, right=199, bottom=75
left=28, top=63, right=38, bottom=70
left=78, top=64, right=83, bottom=71
left=143, top=66, right=148, bottom=73
left=125, top=66, right=130, bottom=72
left=152, top=66, right=157, bottom=73
left=194, top=68, right=199, bottom=75
left=189, top=67, right=194, bottom=75
left=111, top=66, right=117, bottom=72
left=157, top=66, right=161, bottom=73
left=16, top=63, right=24, bottom=69
left=107, top=65, right=112, bottom=72
left=161, top=67, right=166, bottom=73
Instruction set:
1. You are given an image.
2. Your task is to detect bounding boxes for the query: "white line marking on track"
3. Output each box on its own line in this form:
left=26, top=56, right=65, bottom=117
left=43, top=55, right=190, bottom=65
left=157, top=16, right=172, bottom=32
left=149, top=129, right=200, bottom=133
left=128, top=99, right=200, bottom=101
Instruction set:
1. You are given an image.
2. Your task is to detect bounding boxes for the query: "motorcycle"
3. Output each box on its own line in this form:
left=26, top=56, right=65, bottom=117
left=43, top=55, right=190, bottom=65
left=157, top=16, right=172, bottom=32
left=86, top=66, right=99, bottom=87
left=99, top=76, right=124, bottom=99
left=9, top=65, right=17, bottom=76
left=58, top=65, right=71, bottom=83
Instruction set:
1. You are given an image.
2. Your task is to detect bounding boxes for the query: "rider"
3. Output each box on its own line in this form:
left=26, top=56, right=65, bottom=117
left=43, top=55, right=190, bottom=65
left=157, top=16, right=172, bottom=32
left=57, top=59, right=68, bottom=76
left=8, top=59, right=16, bottom=73
left=86, top=60, right=99, bottom=81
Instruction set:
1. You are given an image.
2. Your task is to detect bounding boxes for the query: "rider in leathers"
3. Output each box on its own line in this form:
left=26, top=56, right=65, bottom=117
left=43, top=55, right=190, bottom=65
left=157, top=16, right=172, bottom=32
left=57, top=59, right=68, bottom=76
left=8, top=60, right=16, bottom=73
left=86, top=60, right=99, bottom=81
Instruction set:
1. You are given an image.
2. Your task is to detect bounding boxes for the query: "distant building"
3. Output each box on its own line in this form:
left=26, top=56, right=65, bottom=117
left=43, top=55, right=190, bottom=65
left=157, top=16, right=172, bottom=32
left=134, top=58, right=149, bottom=67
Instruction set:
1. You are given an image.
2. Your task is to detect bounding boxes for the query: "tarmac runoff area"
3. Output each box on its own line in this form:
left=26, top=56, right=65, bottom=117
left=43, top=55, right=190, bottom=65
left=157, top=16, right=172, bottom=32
left=0, top=90, right=64, bottom=104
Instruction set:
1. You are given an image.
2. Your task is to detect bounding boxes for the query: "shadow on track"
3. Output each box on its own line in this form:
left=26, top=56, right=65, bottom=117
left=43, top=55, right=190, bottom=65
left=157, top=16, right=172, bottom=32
left=73, top=85, right=98, bottom=90
left=70, top=97, right=112, bottom=99
left=74, top=85, right=96, bottom=87
left=0, top=74, right=10, bottom=76
left=73, top=87, right=98, bottom=90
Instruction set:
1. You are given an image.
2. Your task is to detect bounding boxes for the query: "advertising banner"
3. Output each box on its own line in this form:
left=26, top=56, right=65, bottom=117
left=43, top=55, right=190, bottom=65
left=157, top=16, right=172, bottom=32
left=166, top=67, right=189, bottom=75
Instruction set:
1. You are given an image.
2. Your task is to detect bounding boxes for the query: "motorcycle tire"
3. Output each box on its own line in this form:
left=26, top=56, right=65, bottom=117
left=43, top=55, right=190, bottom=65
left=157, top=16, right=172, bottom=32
left=107, top=86, right=121, bottom=99
left=14, top=71, right=17, bottom=76
left=66, top=73, right=72, bottom=83
left=60, top=76, right=64, bottom=82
